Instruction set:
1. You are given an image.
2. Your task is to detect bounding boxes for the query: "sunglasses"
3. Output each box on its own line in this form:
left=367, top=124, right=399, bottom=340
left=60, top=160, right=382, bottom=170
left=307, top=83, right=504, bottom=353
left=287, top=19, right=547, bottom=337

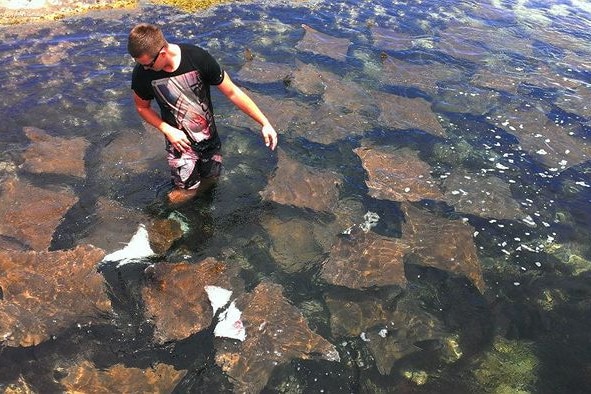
left=142, top=45, right=165, bottom=69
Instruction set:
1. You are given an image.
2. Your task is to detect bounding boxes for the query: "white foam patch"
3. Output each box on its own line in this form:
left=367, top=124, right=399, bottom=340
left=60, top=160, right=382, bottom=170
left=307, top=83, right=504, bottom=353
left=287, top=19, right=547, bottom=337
left=102, top=224, right=155, bottom=266
left=214, top=301, right=246, bottom=341
left=205, top=285, right=232, bottom=315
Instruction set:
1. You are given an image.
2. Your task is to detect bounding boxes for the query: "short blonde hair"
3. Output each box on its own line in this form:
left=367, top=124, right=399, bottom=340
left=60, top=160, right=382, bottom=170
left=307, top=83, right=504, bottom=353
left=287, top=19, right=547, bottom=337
left=127, top=23, right=168, bottom=58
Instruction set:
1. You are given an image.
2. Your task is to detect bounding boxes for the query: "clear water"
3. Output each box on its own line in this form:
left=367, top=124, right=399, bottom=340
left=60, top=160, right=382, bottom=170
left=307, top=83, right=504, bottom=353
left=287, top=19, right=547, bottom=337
left=1, top=0, right=590, bottom=392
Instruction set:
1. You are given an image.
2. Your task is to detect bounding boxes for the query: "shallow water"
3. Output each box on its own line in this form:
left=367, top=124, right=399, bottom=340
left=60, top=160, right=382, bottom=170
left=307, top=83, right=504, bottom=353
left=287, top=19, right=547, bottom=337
left=1, top=0, right=591, bottom=392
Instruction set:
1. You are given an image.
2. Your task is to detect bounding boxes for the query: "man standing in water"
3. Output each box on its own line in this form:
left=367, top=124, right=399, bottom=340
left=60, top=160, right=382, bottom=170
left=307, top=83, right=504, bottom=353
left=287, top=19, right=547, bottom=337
left=127, top=23, right=277, bottom=204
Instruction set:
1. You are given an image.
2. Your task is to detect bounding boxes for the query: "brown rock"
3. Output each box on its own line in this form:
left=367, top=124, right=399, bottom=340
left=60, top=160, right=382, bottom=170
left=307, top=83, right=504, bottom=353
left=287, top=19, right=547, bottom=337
left=0, top=244, right=111, bottom=347
left=215, top=281, right=339, bottom=393
left=0, top=176, right=78, bottom=251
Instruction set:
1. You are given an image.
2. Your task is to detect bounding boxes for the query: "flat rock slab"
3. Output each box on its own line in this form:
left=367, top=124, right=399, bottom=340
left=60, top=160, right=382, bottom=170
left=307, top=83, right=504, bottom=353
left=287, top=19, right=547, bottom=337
left=0, top=244, right=111, bottom=347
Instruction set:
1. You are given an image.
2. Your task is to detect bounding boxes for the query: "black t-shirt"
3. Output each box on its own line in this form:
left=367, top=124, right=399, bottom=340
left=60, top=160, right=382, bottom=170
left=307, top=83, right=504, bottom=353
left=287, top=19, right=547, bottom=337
left=131, top=44, right=225, bottom=154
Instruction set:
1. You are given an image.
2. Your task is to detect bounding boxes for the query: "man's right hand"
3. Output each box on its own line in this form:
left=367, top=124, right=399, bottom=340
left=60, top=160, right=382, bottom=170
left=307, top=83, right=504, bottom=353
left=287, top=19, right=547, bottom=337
left=133, top=92, right=192, bottom=153
left=164, top=126, right=192, bottom=153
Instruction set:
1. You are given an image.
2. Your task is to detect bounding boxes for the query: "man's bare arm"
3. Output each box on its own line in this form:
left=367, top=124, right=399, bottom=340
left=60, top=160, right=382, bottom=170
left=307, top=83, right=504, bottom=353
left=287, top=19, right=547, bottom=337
left=133, top=92, right=191, bottom=153
left=216, top=72, right=278, bottom=150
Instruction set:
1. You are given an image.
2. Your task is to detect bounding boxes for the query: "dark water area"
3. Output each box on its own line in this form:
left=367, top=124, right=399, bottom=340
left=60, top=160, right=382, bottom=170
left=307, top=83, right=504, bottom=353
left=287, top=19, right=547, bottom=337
left=1, top=0, right=591, bottom=392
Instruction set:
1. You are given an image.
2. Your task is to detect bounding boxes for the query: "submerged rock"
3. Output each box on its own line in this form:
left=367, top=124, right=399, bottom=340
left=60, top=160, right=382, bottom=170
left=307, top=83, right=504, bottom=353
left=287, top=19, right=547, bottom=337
left=21, top=127, right=89, bottom=178
left=296, top=24, right=350, bottom=62
left=471, top=336, right=539, bottom=393
left=141, top=257, right=240, bottom=344
left=0, top=176, right=78, bottom=251
left=354, top=146, right=443, bottom=202
left=60, top=360, right=186, bottom=393
left=260, top=149, right=342, bottom=212
left=215, top=281, right=339, bottom=393
left=0, top=244, right=111, bottom=347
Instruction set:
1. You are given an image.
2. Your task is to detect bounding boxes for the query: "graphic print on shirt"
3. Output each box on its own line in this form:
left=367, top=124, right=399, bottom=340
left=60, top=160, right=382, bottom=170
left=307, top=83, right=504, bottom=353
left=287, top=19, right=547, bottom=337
left=151, top=71, right=214, bottom=144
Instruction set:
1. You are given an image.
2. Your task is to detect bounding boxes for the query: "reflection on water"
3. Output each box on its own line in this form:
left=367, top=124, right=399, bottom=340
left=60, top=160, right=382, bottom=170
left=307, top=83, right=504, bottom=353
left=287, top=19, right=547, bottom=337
left=1, top=0, right=590, bottom=392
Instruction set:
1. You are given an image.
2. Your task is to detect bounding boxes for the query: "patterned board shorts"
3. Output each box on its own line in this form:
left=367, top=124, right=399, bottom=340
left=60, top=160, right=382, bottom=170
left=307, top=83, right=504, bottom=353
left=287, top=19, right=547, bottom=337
left=167, top=148, right=222, bottom=190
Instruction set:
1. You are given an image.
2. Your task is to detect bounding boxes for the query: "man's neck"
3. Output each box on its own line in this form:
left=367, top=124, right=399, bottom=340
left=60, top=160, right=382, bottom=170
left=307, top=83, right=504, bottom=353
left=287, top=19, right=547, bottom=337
left=162, top=43, right=181, bottom=72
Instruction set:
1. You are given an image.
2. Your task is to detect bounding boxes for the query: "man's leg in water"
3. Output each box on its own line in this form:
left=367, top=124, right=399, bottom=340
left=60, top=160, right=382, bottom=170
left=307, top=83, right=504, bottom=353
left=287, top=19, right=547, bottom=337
left=167, top=177, right=217, bottom=205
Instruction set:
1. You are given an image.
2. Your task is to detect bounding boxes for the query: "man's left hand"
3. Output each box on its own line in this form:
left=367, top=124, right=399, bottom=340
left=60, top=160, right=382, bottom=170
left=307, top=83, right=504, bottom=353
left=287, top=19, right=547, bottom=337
left=262, top=124, right=278, bottom=151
